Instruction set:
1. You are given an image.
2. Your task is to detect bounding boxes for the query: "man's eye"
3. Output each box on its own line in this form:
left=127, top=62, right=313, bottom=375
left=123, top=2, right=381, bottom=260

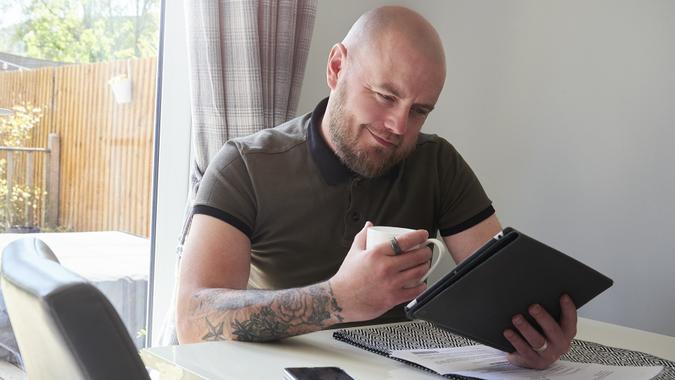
left=412, top=108, right=429, bottom=117
left=376, top=92, right=394, bottom=102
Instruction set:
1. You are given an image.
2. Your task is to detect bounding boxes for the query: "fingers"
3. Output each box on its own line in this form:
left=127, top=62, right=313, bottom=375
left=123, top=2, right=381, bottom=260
left=398, top=260, right=433, bottom=285
left=559, top=294, right=578, bottom=340
left=503, top=329, right=546, bottom=369
left=395, top=245, right=433, bottom=270
left=376, top=230, right=432, bottom=283
left=352, top=221, right=372, bottom=250
left=505, top=301, right=578, bottom=369
left=510, top=313, right=553, bottom=359
left=398, top=281, right=427, bottom=301
left=390, top=229, right=429, bottom=254
left=528, top=301, right=576, bottom=355
left=527, top=304, right=568, bottom=351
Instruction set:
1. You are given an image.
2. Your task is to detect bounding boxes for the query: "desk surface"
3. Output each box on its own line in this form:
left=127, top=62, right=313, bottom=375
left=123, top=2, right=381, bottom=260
left=141, top=317, right=675, bottom=380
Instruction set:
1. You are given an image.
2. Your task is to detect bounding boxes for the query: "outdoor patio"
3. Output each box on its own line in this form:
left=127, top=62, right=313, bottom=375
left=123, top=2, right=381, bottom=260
left=0, top=231, right=150, bottom=348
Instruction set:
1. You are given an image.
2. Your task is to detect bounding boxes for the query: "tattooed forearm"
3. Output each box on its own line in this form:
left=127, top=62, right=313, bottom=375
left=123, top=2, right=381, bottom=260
left=189, top=281, right=344, bottom=342
left=202, top=317, right=225, bottom=341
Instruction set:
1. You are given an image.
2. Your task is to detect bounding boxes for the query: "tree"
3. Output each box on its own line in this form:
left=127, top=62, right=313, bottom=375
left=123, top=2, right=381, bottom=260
left=0, top=0, right=159, bottom=63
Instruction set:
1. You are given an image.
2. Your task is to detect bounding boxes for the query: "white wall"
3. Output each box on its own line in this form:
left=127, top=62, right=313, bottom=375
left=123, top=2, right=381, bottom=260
left=300, top=0, right=675, bottom=336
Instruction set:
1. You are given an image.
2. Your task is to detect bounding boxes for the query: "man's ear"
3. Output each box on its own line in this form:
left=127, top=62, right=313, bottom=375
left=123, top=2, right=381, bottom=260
left=326, top=43, right=347, bottom=90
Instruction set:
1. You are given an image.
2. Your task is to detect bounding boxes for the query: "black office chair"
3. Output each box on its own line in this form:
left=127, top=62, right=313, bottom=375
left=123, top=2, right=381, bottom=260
left=0, top=238, right=150, bottom=380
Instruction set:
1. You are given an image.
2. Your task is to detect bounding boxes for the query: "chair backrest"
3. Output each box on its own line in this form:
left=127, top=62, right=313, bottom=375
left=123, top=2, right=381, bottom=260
left=0, top=238, right=59, bottom=368
left=0, top=238, right=150, bottom=380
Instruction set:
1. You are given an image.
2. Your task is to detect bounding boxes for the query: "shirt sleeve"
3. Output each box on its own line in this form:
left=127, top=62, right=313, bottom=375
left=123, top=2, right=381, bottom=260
left=436, top=139, right=494, bottom=236
left=192, top=141, right=257, bottom=238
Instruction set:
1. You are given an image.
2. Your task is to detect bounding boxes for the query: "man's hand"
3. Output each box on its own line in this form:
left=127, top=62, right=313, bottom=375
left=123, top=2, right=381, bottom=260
left=503, top=294, right=577, bottom=369
left=329, top=221, right=433, bottom=322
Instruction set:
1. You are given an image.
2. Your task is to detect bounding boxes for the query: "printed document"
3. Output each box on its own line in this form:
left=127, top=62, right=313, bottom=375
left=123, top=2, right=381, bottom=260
left=390, top=345, right=663, bottom=380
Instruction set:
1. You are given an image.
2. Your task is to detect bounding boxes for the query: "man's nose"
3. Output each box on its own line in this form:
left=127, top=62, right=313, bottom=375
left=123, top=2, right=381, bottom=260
left=383, top=106, right=408, bottom=135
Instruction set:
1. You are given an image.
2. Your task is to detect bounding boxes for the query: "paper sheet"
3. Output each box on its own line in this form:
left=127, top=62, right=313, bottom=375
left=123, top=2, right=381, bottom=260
left=390, top=345, right=663, bottom=380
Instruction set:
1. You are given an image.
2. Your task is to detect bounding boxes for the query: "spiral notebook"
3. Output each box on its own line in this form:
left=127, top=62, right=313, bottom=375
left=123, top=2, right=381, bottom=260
left=332, top=321, right=675, bottom=380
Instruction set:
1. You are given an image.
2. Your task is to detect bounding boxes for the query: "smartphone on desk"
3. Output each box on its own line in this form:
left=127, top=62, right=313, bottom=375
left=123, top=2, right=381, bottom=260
left=283, top=366, right=354, bottom=380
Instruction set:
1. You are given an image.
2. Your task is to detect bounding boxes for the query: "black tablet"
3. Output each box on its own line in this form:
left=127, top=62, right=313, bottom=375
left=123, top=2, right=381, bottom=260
left=405, top=227, right=613, bottom=352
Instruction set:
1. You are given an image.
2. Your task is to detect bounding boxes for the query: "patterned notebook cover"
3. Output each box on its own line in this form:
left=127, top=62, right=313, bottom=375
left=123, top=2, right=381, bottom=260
left=332, top=321, right=675, bottom=380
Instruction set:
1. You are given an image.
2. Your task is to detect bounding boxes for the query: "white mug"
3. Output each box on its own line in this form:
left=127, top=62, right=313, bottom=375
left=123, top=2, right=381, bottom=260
left=366, top=226, right=446, bottom=283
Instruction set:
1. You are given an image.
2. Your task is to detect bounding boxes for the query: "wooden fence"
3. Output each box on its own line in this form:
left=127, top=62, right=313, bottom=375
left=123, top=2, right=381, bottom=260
left=0, top=58, right=157, bottom=237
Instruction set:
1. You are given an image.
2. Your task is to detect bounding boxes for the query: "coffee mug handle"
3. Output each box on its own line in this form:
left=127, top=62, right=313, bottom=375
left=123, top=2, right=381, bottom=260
left=420, top=238, right=447, bottom=282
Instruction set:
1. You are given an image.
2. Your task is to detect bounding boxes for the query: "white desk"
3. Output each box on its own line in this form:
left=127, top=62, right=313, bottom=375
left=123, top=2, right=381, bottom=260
left=141, top=318, right=675, bottom=380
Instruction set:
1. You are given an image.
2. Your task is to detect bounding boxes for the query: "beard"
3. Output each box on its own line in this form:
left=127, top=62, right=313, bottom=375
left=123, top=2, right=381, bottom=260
left=326, top=88, right=415, bottom=178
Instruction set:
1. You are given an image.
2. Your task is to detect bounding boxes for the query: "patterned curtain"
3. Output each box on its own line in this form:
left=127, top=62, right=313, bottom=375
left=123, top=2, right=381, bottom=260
left=179, top=0, right=317, bottom=249
left=158, top=0, right=317, bottom=345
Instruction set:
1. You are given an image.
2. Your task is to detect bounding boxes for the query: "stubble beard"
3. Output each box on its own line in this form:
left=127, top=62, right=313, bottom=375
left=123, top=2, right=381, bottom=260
left=326, top=90, right=415, bottom=178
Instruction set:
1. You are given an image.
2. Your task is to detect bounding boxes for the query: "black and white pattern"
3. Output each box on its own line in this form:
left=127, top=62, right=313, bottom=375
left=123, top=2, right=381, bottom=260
left=333, top=321, right=674, bottom=380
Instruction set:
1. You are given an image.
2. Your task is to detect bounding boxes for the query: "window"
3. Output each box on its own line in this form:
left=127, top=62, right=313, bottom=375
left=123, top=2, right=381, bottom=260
left=0, top=0, right=161, bottom=349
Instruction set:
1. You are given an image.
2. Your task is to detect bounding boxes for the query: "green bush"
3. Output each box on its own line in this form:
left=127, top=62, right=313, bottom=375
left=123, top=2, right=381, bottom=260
left=0, top=103, right=46, bottom=231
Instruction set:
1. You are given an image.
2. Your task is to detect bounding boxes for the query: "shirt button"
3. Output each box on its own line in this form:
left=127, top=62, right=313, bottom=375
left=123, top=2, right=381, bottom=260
left=350, top=211, right=361, bottom=222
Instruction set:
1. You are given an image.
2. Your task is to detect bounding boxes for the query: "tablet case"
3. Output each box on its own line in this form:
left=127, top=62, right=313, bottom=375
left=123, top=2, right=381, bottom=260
left=405, top=227, right=613, bottom=352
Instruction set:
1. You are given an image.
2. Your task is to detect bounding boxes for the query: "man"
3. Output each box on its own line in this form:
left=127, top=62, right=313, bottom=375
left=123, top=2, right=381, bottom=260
left=176, top=6, right=576, bottom=369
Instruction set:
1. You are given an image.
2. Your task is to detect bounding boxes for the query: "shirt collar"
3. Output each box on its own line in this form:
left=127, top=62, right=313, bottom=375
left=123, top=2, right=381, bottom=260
left=307, top=97, right=355, bottom=185
left=307, top=97, right=402, bottom=185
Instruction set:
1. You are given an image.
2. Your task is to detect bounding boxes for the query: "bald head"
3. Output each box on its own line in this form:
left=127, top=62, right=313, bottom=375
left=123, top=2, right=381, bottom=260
left=342, top=6, right=446, bottom=70
left=320, top=6, right=448, bottom=177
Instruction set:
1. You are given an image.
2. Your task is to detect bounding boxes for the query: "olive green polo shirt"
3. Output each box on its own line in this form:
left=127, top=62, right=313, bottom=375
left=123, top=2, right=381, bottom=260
left=194, top=98, right=494, bottom=323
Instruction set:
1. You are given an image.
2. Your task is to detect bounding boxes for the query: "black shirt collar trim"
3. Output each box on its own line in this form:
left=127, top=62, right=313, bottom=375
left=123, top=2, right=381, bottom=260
left=307, top=97, right=355, bottom=185
left=307, top=97, right=401, bottom=185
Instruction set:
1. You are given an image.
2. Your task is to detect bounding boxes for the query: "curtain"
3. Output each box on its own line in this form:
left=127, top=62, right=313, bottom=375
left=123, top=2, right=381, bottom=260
left=179, top=0, right=317, bottom=249
left=159, top=0, right=317, bottom=345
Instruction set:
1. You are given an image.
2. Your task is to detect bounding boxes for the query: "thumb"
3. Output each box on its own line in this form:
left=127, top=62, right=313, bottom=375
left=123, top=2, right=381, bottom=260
left=352, top=221, right=372, bottom=250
